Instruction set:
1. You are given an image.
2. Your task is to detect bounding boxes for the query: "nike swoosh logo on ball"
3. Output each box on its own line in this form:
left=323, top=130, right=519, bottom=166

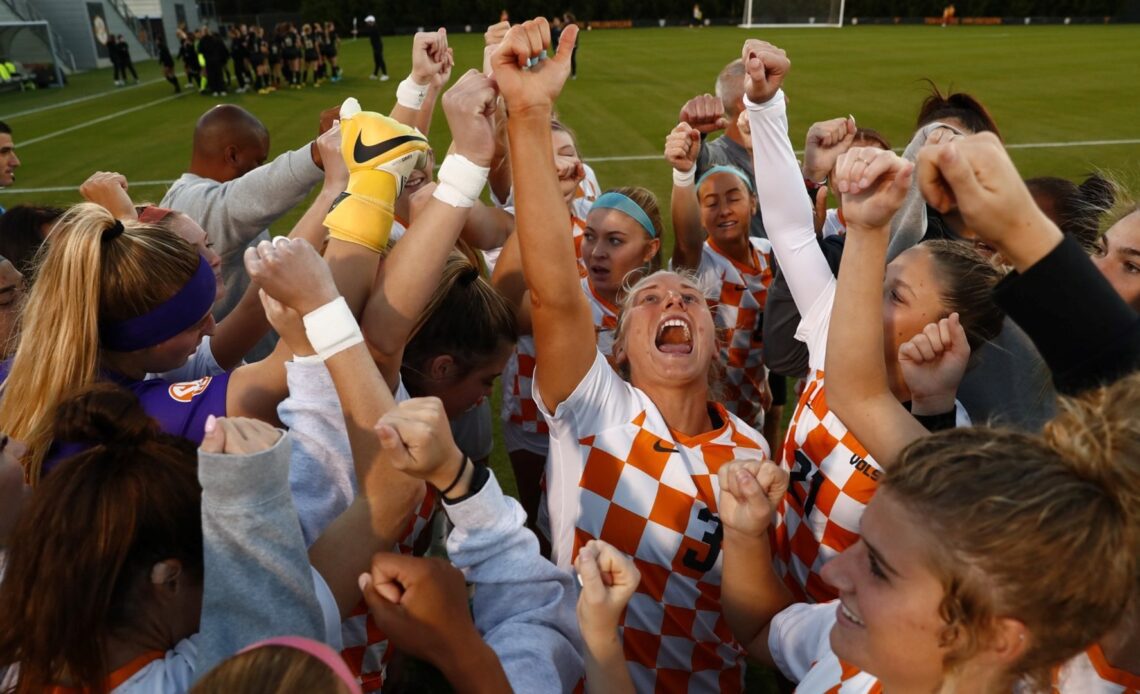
left=353, top=133, right=425, bottom=164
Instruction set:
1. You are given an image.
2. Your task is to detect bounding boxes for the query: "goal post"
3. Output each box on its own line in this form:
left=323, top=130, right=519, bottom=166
left=0, top=20, right=67, bottom=87
left=740, top=0, right=845, bottom=27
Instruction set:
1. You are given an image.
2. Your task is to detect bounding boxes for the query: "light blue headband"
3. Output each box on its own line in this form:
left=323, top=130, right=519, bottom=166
left=592, top=191, right=658, bottom=238
left=696, top=164, right=755, bottom=193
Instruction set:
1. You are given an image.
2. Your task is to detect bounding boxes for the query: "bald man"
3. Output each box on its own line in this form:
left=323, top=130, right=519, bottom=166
left=162, top=104, right=331, bottom=359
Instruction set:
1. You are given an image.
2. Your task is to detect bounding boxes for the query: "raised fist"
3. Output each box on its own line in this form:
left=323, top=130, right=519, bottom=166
left=717, top=460, right=788, bottom=538
left=802, top=116, right=856, bottom=184
left=916, top=132, right=1043, bottom=248
left=833, top=147, right=914, bottom=230
left=678, top=93, right=728, bottom=134
left=245, top=236, right=338, bottom=315
left=740, top=39, right=789, bottom=105
left=441, top=70, right=499, bottom=167
left=664, top=122, right=701, bottom=174
left=899, top=312, right=971, bottom=415
left=490, top=18, right=579, bottom=115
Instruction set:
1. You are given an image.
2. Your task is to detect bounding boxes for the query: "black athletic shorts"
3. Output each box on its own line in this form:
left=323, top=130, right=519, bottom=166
left=768, top=369, right=787, bottom=407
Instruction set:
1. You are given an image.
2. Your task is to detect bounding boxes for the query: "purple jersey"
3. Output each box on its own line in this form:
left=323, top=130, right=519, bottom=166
left=0, top=360, right=230, bottom=473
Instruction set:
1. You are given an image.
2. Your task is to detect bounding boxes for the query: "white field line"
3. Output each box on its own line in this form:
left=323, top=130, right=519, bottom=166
left=3, top=137, right=1139, bottom=195
left=1, top=78, right=166, bottom=120
left=16, top=93, right=186, bottom=147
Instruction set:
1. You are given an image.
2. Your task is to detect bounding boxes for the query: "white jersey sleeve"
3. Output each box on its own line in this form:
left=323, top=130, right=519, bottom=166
left=768, top=601, right=837, bottom=682
left=534, top=350, right=641, bottom=569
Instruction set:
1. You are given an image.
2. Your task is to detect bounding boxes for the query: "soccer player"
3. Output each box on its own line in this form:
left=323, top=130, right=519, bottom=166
left=493, top=19, right=768, bottom=690
left=744, top=40, right=1003, bottom=604
left=668, top=129, right=775, bottom=432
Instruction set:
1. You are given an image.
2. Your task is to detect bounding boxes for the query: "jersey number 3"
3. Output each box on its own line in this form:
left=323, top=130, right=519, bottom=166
left=682, top=507, right=723, bottom=573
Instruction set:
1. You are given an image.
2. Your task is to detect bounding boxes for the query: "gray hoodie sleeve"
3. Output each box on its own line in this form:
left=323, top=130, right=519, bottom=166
left=885, top=121, right=966, bottom=262
left=278, top=359, right=357, bottom=546
left=445, top=472, right=585, bottom=693
left=161, top=144, right=323, bottom=259
left=194, top=432, right=326, bottom=678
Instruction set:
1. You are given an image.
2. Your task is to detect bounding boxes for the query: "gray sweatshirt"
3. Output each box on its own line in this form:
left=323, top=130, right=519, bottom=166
left=444, top=471, right=585, bottom=693
left=161, top=145, right=323, bottom=360
left=278, top=359, right=584, bottom=690
left=194, top=432, right=333, bottom=679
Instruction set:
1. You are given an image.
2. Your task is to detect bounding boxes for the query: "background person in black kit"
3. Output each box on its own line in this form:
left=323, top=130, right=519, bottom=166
left=363, top=15, right=388, bottom=80
left=322, top=21, right=341, bottom=81
left=115, top=35, right=139, bottom=84
left=106, top=35, right=123, bottom=86
left=179, top=34, right=201, bottom=90
left=198, top=28, right=228, bottom=96
left=229, top=26, right=252, bottom=94
left=156, top=37, right=181, bottom=92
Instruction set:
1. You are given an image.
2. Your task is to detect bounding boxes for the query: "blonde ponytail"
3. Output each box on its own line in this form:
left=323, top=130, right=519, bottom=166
left=0, top=203, right=199, bottom=484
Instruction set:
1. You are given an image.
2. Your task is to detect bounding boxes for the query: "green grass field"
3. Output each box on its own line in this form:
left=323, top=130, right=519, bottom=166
left=1, top=24, right=1137, bottom=692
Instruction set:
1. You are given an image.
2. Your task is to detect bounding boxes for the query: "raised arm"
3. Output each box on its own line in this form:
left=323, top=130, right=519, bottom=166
left=246, top=243, right=424, bottom=618
left=389, top=30, right=451, bottom=133
left=823, top=148, right=945, bottom=467
left=489, top=225, right=533, bottom=335
left=363, top=69, right=497, bottom=388
left=741, top=41, right=833, bottom=315
left=718, top=460, right=793, bottom=665
left=665, top=122, right=705, bottom=270
left=575, top=540, right=639, bottom=694
left=210, top=126, right=349, bottom=369
left=491, top=19, right=592, bottom=410
left=195, top=419, right=326, bottom=676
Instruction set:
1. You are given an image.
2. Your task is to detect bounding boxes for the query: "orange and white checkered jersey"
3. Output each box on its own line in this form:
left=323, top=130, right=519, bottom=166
left=1054, top=643, right=1140, bottom=694
left=583, top=276, right=619, bottom=358
left=500, top=274, right=617, bottom=443
left=341, top=487, right=438, bottom=692
left=769, top=602, right=883, bottom=693
left=691, top=237, right=774, bottom=428
left=771, top=278, right=883, bottom=604
left=538, top=351, right=771, bottom=692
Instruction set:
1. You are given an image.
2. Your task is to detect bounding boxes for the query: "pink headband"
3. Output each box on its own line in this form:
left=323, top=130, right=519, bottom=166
left=239, top=636, right=362, bottom=693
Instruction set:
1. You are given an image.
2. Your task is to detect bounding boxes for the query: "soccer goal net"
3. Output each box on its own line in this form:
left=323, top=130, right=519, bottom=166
left=740, top=0, right=845, bottom=27
left=0, top=20, right=66, bottom=87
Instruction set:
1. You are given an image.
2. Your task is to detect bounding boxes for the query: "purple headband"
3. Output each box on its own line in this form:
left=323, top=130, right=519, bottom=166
left=99, top=255, right=215, bottom=352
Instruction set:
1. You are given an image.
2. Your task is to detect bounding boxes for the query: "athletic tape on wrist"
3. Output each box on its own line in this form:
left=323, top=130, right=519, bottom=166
left=433, top=154, right=490, bottom=208
left=302, top=296, right=364, bottom=361
left=673, top=167, right=696, bottom=187
left=396, top=77, right=430, bottom=110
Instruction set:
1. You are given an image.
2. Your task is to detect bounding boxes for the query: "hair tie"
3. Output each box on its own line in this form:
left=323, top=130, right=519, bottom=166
left=103, top=219, right=125, bottom=242
left=458, top=266, right=480, bottom=287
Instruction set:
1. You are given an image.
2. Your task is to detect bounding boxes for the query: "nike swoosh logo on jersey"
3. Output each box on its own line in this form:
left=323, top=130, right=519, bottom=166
left=653, top=440, right=678, bottom=454
left=353, top=133, right=425, bottom=165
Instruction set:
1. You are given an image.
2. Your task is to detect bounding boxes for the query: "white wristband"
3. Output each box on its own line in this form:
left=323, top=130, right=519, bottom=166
left=673, top=167, right=696, bottom=187
left=396, top=77, right=430, bottom=110
left=433, top=154, right=490, bottom=208
left=302, top=296, right=364, bottom=362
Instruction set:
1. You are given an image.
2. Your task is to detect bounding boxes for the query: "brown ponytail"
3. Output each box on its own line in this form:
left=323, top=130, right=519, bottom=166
left=0, top=383, right=201, bottom=693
